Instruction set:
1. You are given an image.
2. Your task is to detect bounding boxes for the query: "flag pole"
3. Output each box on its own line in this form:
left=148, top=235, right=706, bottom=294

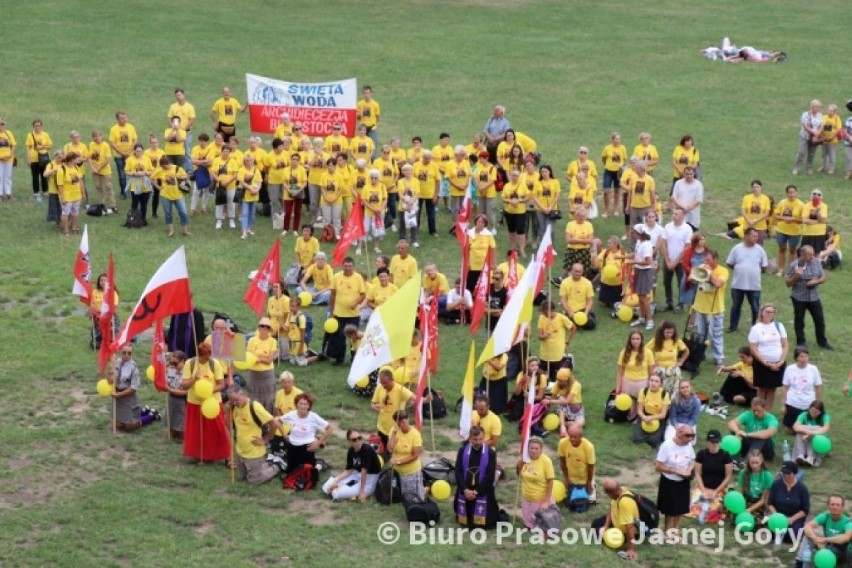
left=426, top=372, right=436, bottom=455
left=199, top=404, right=204, bottom=465
left=229, top=367, right=235, bottom=484
left=165, top=390, right=171, bottom=441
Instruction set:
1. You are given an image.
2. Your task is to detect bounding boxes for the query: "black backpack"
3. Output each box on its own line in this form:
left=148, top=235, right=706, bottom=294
left=421, top=388, right=447, bottom=420
left=422, top=457, right=455, bottom=486
left=281, top=464, right=317, bottom=491
left=618, top=492, right=660, bottom=532
left=604, top=390, right=629, bottom=424
left=124, top=208, right=144, bottom=228
left=403, top=494, right=441, bottom=525
left=351, top=371, right=378, bottom=397
left=87, top=204, right=107, bottom=216
left=375, top=468, right=402, bottom=505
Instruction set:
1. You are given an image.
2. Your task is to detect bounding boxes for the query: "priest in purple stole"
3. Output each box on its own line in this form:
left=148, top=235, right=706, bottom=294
left=455, top=426, right=499, bottom=528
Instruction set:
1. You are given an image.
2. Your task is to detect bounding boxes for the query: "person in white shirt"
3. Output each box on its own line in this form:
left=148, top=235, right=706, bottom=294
left=659, top=208, right=694, bottom=313
left=670, top=166, right=704, bottom=229
left=726, top=228, right=769, bottom=332
left=781, top=347, right=822, bottom=434
left=627, top=226, right=656, bottom=331
left=444, top=277, right=474, bottom=324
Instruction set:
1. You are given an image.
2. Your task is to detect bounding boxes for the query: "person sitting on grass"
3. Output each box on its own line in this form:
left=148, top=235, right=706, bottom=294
left=592, top=479, right=640, bottom=561
left=767, top=460, right=810, bottom=542
left=727, top=397, right=778, bottom=463
left=717, top=346, right=757, bottom=406
left=110, top=344, right=142, bottom=432
left=322, top=429, right=381, bottom=502
left=737, top=448, right=773, bottom=517
left=279, top=393, right=333, bottom=477
left=792, top=400, right=830, bottom=468
left=165, top=350, right=188, bottom=441
left=633, top=373, right=670, bottom=448
left=545, top=367, right=585, bottom=434
left=229, top=383, right=284, bottom=485
left=557, top=423, right=596, bottom=504
left=795, top=494, right=852, bottom=568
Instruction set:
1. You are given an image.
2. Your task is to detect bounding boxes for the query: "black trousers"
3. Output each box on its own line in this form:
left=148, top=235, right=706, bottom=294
left=791, top=297, right=827, bottom=346
left=30, top=162, right=48, bottom=193
left=662, top=263, right=684, bottom=307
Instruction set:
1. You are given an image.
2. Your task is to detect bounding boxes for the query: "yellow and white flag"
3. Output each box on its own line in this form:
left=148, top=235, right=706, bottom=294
left=458, top=342, right=476, bottom=439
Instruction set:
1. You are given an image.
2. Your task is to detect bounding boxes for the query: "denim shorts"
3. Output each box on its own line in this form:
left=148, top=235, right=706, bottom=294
left=775, top=232, right=801, bottom=247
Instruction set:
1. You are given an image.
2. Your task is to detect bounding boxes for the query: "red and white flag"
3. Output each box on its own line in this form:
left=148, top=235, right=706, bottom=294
left=97, top=253, right=116, bottom=373
left=506, top=249, right=519, bottom=299
left=533, top=224, right=554, bottom=295
left=468, top=247, right=494, bottom=335
left=520, top=374, right=537, bottom=463
left=425, top=293, right=439, bottom=374
left=151, top=319, right=168, bottom=393
left=72, top=225, right=92, bottom=305
left=333, top=198, right=365, bottom=267
left=112, top=247, right=194, bottom=349
left=413, top=303, right=431, bottom=431
left=454, top=193, right=472, bottom=250
left=243, top=239, right=280, bottom=317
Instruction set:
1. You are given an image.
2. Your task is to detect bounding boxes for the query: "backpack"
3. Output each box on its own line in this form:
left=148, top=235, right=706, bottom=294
left=367, top=432, right=385, bottom=457
left=87, top=204, right=107, bottom=216
left=403, top=494, right=441, bottom=525
left=604, top=390, right=630, bottom=424
left=422, top=457, right=455, bottom=486
left=320, top=224, right=335, bottom=243
left=232, top=398, right=269, bottom=436
left=567, top=485, right=590, bottom=512
left=283, top=262, right=302, bottom=288
left=517, top=402, right=547, bottom=435
left=281, top=463, right=317, bottom=491
left=302, top=312, right=314, bottom=345
left=617, top=492, right=660, bottom=533
left=421, top=388, right=447, bottom=420
left=375, top=468, right=402, bottom=505
left=454, top=387, right=486, bottom=413
left=124, top=208, right=144, bottom=228
left=533, top=505, right=563, bottom=534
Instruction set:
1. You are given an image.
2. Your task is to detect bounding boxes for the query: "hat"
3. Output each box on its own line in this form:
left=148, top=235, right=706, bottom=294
left=780, top=461, right=799, bottom=474
left=846, top=100, right=852, bottom=113
left=706, top=429, right=722, bottom=442
left=478, top=150, right=490, bottom=159
left=632, top=224, right=647, bottom=236
left=258, top=317, right=273, bottom=328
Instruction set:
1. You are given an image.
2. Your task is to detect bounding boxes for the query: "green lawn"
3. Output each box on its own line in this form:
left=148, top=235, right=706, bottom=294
left=0, top=1, right=850, bottom=567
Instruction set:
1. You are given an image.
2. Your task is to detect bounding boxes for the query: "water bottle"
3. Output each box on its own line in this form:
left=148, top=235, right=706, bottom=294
left=782, top=440, right=791, bottom=462
left=698, top=499, right=709, bottom=524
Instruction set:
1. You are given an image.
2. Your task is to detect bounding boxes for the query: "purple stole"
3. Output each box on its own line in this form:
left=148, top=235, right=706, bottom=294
left=455, top=443, right=489, bottom=526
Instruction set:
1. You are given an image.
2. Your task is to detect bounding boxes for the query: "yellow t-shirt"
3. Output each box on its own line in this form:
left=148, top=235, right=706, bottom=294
left=109, top=123, right=138, bottom=156
left=742, top=194, right=771, bottom=230
left=357, top=99, right=381, bottom=128
left=273, top=123, right=293, bottom=140
left=565, top=220, right=594, bottom=250
left=45, top=159, right=63, bottom=194
left=285, top=312, right=307, bottom=356
left=537, top=313, right=574, bottom=362
left=618, top=348, right=655, bottom=381
left=801, top=202, right=828, bottom=236
left=237, top=166, right=262, bottom=203
left=58, top=165, right=84, bottom=202
left=730, top=361, right=754, bottom=382
left=274, top=387, right=303, bottom=417
left=265, top=150, right=292, bottom=185
left=565, top=159, right=599, bottom=181
left=638, top=388, right=670, bottom=416
left=320, top=170, right=342, bottom=205
left=496, top=141, right=516, bottom=171
left=693, top=265, right=728, bottom=314
left=774, top=198, right=804, bottom=236
left=183, top=357, right=224, bottom=405
left=628, top=174, right=655, bottom=209
left=294, top=237, right=320, bottom=268
left=611, top=489, right=640, bottom=534
left=233, top=401, right=273, bottom=459
left=211, top=156, right=238, bottom=189
left=350, top=136, right=375, bottom=162
left=422, top=272, right=450, bottom=296
left=821, top=114, right=842, bottom=144
left=63, top=141, right=89, bottom=162
left=551, top=379, right=582, bottom=404
left=267, top=295, right=290, bottom=335
left=307, top=151, right=330, bottom=185
left=390, top=254, right=418, bottom=288
left=647, top=338, right=687, bottom=368
left=557, top=437, right=595, bottom=485
left=26, top=131, right=52, bottom=164
left=520, top=455, right=555, bottom=502
left=559, top=277, right=594, bottom=313
left=191, top=143, right=214, bottom=167
left=360, top=183, right=387, bottom=218
left=372, top=156, right=398, bottom=191
left=502, top=181, right=530, bottom=214
left=632, top=144, right=659, bottom=170
left=163, top=128, right=187, bottom=156
left=497, top=261, right=525, bottom=284
left=153, top=165, right=186, bottom=201
left=144, top=148, right=165, bottom=172
left=597, top=250, right=624, bottom=286
left=535, top=178, right=561, bottom=211
left=567, top=181, right=596, bottom=210
left=445, top=159, right=471, bottom=197
left=391, top=427, right=422, bottom=476
left=472, top=410, right=503, bottom=442
left=168, top=102, right=196, bottom=131
left=211, top=97, right=241, bottom=125
left=90, top=289, right=120, bottom=313
left=601, top=144, right=627, bottom=172
left=248, top=335, right=277, bottom=371
left=482, top=354, right=508, bottom=381
left=331, top=272, right=366, bottom=318
left=282, top=164, right=308, bottom=201
left=431, top=144, right=454, bottom=175
left=303, top=263, right=333, bottom=291
left=125, top=156, right=151, bottom=192
left=413, top=160, right=440, bottom=200
left=475, top=163, right=498, bottom=199
left=515, top=131, right=537, bottom=153
left=468, top=231, right=496, bottom=271
left=367, top=282, right=398, bottom=307
left=246, top=148, right=268, bottom=173
left=372, top=383, right=414, bottom=435
left=88, top=141, right=112, bottom=176
left=672, top=146, right=700, bottom=178
left=396, top=178, right=420, bottom=210
left=323, top=135, right=349, bottom=155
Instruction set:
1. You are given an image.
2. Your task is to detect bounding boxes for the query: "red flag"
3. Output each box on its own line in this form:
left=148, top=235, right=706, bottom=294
left=97, top=253, right=116, bottom=373
left=454, top=194, right=472, bottom=251
left=72, top=225, right=92, bottom=305
left=506, top=249, right=519, bottom=299
left=414, top=304, right=430, bottom=431
left=151, top=319, right=168, bottom=393
left=533, top=225, right=554, bottom=295
left=468, top=247, right=494, bottom=335
left=333, top=198, right=365, bottom=267
left=112, top=247, right=194, bottom=350
left=243, top=239, right=281, bottom=317
left=520, top=375, right=537, bottom=462
left=426, top=293, right=439, bottom=373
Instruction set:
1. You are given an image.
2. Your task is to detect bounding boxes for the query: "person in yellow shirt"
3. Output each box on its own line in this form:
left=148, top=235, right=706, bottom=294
left=563, top=207, right=596, bottom=280
left=516, top=437, right=555, bottom=528
left=189, top=133, right=215, bottom=215
left=280, top=153, right=308, bottom=235
left=446, top=145, right=472, bottom=218
left=26, top=119, right=52, bottom=201
left=774, top=184, right=804, bottom=275
left=88, top=130, right=116, bottom=212
left=356, top=85, right=381, bottom=156
left=272, top=371, right=303, bottom=442
left=538, top=301, right=576, bottom=382
left=601, top=133, right=627, bottom=217
left=143, top=135, right=165, bottom=219
left=407, top=136, right=424, bottom=165
left=108, top=112, right=137, bottom=198
left=293, top=224, right=320, bottom=269
left=596, top=480, right=641, bottom=560
left=567, top=171, right=597, bottom=218
left=373, top=145, right=399, bottom=228
left=472, top=395, right=503, bottom=448
left=350, top=124, right=375, bottom=164
left=800, top=189, right=829, bottom=253
left=56, top=153, right=86, bottom=236
left=329, top=258, right=367, bottom=365
left=211, top=145, right=239, bottom=230
left=323, top=122, right=349, bottom=155
left=387, top=410, right=423, bottom=498
left=532, top=164, right=561, bottom=242
left=389, top=240, right=418, bottom=288
left=168, top=88, right=196, bottom=172
left=237, top=154, right=262, bottom=239
left=632, top=132, right=659, bottom=173
left=246, top=318, right=279, bottom=412
left=717, top=347, right=757, bottom=406
left=305, top=138, right=330, bottom=221
left=359, top=170, right=387, bottom=255
left=556, top=422, right=595, bottom=497
left=565, top=146, right=599, bottom=183
left=124, top=144, right=152, bottom=224
left=209, top=86, right=244, bottom=142
left=363, top=268, right=398, bottom=322
left=282, top=297, right=309, bottom=366
left=671, top=134, right=700, bottom=187
left=413, top=151, right=440, bottom=235
left=431, top=133, right=454, bottom=211
left=741, top=180, right=772, bottom=244
left=549, top=369, right=586, bottom=433
left=648, top=321, right=689, bottom=376
left=371, top=370, right=415, bottom=446
left=297, top=251, right=333, bottom=305
left=164, top=117, right=187, bottom=170
left=150, top=156, right=190, bottom=237
left=421, top=263, right=449, bottom=305
left=264, top=137, right=291, bottom=218
left=691, top=250, right=728, bottom=366
left=819, top=103, right=842, bottom=175
left=616, top=330, right=656, bottom=420
left=474, top=151, right=498, bottom=228
left=316, top=158, right=342, bottom=237
left=395, top=164, right=420, bottom=245
left=559, top=262, right=596, bottom=330
left=273, top=113, right=293, bottom=141
left=466, top=214, right=497, bottom=292
left=595, top=236, right=624, bottom=308
left=502, top=169, right=531, bottom=256
left=181, top=343, right=231, bottom=463
left=43, top=150, right=65, bottom=226
left=228, top=383, right=284, bottom=485
left=497, top=131, right=525, bottom=174
left=626, top=161, right=656, bottom=229
left=267, top=282, right=290, bottom=340
left=466, top=134, right=488, bottom=163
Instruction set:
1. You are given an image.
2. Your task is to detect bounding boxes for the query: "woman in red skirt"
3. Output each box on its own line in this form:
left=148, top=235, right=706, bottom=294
left=181, top=343, right=231, bottom=463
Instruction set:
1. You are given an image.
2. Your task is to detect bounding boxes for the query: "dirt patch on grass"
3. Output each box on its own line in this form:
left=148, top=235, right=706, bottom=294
left=287, top=498, right=346, bottom=525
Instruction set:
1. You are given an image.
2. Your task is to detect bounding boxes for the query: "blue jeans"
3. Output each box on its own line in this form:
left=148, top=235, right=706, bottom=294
left=241, top=201, right=256, bottom=232
left=417, top=198, right=436, bottom=235
left=114, top=156, right=127, bottom=195
left=162, top=197, right=188, bottom=226
left=695, top=312, right=724, bottom=364
left=296, top=286, right=331, bottom=305
left=366, top=127, right=379, bottom=159
left=729, top=288, right=760, bottom=330
left=184, top=131, right=194, bottom=174
left=384, top=193, right=398, bottom=227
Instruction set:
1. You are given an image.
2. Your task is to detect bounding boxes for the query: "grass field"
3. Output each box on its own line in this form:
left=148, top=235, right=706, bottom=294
left=1, top=1, right=851, bottom=566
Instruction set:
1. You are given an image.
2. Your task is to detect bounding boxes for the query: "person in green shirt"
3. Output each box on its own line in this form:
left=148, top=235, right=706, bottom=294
left=737, top=449, right=773, bottom=516
left=728, top=397, right=778, bottom=462
left=792, top=400, right=831, bottom=467
left=796, top=494, right=852, bottom=567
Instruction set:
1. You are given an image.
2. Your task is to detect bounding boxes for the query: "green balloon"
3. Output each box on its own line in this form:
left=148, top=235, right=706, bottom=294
left=723, top=491, right=746, bottom=515
left=720, top=434, right=742, bottom=455
left=734, top=511, right=755, bottom=532
left=812, top=434, right=832, bottom=455
left=767, top=512, right=789, bottom=532
left=814, top=548, right=837, bottom=568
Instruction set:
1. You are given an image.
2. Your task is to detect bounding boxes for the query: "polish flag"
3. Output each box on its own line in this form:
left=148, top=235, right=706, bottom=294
left=97, top=253, right=116, bottom=373
left=244, top=239, right=280, bottom=317
left=506, top=249, right=519, bottom=299
left=333, top=198, right=365, bottom=266
left=454, top=193, right=472, bottom=250
left=72, top=225, right=92, bottom=305
left=468, top=248, right=494, bottom=335
left=533, top=225, right=553, bottom=295
left=112, top=247, right=194, bottom=349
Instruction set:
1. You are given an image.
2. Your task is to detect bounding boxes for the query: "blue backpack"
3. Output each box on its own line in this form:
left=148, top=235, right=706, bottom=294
left=303, top=312, right=313, bottom=345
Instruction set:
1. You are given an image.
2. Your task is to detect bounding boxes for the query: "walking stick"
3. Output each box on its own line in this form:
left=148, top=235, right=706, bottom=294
left=165, top=391, right=171, bottom=441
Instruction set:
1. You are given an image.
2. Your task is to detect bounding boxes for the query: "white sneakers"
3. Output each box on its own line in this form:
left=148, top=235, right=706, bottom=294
left=215, top=220, right=222, bottom=230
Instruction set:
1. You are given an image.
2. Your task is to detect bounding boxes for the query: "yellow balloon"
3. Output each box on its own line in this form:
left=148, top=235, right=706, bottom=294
left=194, top=379, right=213, bottom=400
left=431, top=480, right=451, bottom=501
left=392, top=366, right=406, bottom=384
left=299, top=291, right=313, bottom=307
left=96, top=379, right=112, bottom=397
left=146, top=365, right=155, bottom=381
left=572, top=312, right=588, bottom=327
left=604, top=527, right=625, bottom=549
left=602, top=265, right=619, bottom=281
left=234, top=352, right=257, bottom=371
left=552, top=479, right=567, bottom=503
left=201, top=397, right=220, bottom=419
left=615, top=393, right=632, bottom=411
left=617, top=305, right=634, bottom=323
left=641, top=419, right=660, bottom=433
left=542, top=414, right=561, bottom=432
left=324, top=317, right=339, bottom=334
left=356, top=376, right=370, bottom=388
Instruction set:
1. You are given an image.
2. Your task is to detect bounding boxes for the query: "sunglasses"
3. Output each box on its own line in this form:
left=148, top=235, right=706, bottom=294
left=579, top=150, right=587, bottom=154
left=121, top=350, right=132, bottom=355
left=684, top=433, right=696, bottom=439
left=349, top=436, right=362, bottom=442
left=258, top=324, right=271, bottom=329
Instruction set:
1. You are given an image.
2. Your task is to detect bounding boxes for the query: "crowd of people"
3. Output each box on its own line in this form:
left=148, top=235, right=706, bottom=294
left=52, top=88, right=852, bottom=563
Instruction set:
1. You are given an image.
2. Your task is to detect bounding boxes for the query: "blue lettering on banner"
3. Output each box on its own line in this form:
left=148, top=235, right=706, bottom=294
left=286, top=84, right=344, bottom=96
left=290, top=95, right=338, bottom=107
